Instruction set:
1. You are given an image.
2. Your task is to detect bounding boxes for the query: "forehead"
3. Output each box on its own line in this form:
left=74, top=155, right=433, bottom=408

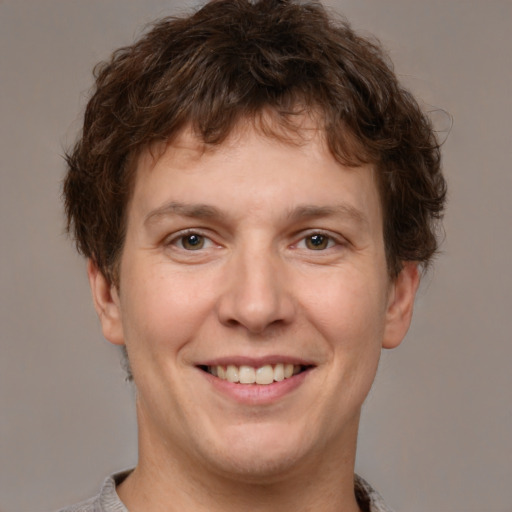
left=130, top=120, right=383, bottom=234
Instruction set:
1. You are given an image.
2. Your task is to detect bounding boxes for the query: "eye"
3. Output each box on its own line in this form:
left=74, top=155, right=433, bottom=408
left=299, top=233, right=337, bottom=251
left=173, top=232, right=211, bottom=251
left=305, top=234, right=330, bottom=250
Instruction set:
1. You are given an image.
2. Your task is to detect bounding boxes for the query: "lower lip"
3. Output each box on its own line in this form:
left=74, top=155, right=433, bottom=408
left=199, top=368, right=312, bottom=405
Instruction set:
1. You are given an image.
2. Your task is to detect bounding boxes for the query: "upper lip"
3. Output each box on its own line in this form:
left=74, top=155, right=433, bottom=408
left=197, top=356, right=315, bottom=367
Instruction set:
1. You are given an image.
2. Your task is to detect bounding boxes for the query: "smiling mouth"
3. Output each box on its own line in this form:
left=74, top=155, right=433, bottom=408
left=198, top=364, right=310, bottom=385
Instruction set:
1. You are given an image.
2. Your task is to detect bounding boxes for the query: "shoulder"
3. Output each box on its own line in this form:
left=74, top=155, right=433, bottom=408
left=57, top=495, right=97, bottom=512
left=56, top=470, right=131, bottom=512
left=355, top=474, right=396, bottom=512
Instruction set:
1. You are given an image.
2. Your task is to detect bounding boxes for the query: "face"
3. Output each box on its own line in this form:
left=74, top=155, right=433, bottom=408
left=90, top=123, right=419, bottom=482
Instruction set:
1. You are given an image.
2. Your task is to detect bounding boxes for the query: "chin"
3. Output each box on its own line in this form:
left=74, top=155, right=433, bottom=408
left=198, top=423, right=315, bottom=482
left=212, top=450, right=305, bottom=484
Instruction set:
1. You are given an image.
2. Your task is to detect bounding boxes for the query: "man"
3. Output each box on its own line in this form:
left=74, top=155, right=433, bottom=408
left=62, top=0, right=446, bottom=510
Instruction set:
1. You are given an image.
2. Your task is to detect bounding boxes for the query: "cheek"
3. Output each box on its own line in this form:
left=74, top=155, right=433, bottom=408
left=119, top=264, right=218, bottom=356
left=302, top=270, right=388, bottom=343
left=300, top=269, right=388, bottom=398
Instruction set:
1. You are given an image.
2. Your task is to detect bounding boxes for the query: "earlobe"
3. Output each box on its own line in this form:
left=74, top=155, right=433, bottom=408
left=87, top=259, right=125, bottom=346
left=382, top=262, right=420, bottom=349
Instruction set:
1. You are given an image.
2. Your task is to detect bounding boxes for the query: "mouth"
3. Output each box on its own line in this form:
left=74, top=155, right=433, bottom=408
left=198, top=363, right=311, bottom=385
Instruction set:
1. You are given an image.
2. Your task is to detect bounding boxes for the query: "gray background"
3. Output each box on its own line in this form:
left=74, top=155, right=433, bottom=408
left=1, top=1, right=511, bottom=511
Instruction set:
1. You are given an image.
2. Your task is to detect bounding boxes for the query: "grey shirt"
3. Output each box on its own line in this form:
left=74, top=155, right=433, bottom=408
left=58, top=470, right=395, bottom=512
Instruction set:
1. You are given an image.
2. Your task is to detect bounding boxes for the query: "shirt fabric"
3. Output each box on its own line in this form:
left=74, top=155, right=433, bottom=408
left=58, top=470, right=395, bottom=512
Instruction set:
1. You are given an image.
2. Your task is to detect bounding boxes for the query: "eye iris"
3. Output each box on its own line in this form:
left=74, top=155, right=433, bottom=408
left=182, top=234, right=204, bottom=250
left=306, top=234, right=328, bottom=250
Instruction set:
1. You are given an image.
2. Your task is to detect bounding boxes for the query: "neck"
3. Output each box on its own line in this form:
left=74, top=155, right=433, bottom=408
left=117, top=409, right=363, bottom=512
left=119, top=461, right=362, bottom=512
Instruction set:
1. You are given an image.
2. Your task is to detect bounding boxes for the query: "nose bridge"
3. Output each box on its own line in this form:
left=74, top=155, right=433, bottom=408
left=217, top=236, right=294, bottom=333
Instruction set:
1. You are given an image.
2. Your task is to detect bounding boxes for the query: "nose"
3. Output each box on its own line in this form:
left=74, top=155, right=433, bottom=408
left=216, top=244, right=296, bottom=334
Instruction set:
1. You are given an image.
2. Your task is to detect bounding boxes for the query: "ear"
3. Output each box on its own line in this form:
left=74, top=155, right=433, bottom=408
left=382, top=262, right=420, bottom=349
left=87, top=259, right=125, bottom=346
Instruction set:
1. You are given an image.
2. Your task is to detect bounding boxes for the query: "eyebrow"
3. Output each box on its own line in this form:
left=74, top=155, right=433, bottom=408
left=144, top=201, right=223, bottom=226
left=144, top=200, right=369, bottom=230
left=286, top=204, right=369, bottom=228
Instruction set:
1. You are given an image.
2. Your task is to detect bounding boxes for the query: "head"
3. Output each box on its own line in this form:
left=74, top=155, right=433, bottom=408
left=64, top=0, right=447, bottom=485
left=64, top=0, right=446, bottom=288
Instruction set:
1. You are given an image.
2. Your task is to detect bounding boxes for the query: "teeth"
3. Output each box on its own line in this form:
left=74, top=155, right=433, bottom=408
left=274, top=363, right=285, bottom=382
left=255, top=365, right=274, bottom=385
left=239, top=365, right=256, bottom=384
left=207, top=363, right=304, bottom=384
left=226, top=365, right=239, bottom=383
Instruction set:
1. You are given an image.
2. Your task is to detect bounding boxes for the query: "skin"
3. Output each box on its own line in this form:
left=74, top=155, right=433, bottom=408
left=88, top=122, right=419, bottom=512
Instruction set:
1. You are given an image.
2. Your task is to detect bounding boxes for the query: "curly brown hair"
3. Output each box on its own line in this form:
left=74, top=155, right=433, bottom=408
left=64, top=0, right=446, bottom=284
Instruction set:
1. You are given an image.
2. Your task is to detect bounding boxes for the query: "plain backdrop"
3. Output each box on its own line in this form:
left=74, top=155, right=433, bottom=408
left=1, top=1, right=511, bottom=511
